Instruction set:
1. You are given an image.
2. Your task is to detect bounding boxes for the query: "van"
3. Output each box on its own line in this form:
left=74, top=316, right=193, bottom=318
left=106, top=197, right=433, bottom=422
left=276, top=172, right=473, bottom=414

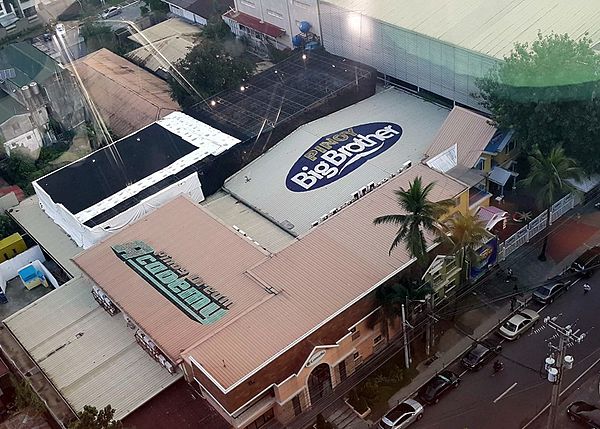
left=569, top=246, right=600, bottom=278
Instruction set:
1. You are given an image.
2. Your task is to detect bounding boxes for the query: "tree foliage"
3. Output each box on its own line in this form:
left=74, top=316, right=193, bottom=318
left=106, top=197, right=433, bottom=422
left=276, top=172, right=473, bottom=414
left=170, top=40, right=255, bottom=107
left=11, top=376, right=45, bottom=414
left=0, top=214, right=19, bottom=239
left=203, top=16, right=233, bottom=41
left=439, top=211, right=489, bottom=286
left=373, top=177, right=455, bottom=262
left=521, top=146, right=583, bottom=260
left=145, top=0, right=168, bottom=12
left=477, top=32, right=600, bottom=173
left=69, top=405, right=122, bottom=429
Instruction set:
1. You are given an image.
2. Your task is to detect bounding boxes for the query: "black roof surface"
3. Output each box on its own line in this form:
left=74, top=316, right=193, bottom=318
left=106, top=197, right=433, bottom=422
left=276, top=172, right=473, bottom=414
left=36, top=123, right=197, bottom=215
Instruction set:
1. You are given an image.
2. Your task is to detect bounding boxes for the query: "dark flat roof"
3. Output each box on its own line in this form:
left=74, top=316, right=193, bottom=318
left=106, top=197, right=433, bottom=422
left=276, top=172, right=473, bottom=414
left=36, top=124, right=197, bottom=214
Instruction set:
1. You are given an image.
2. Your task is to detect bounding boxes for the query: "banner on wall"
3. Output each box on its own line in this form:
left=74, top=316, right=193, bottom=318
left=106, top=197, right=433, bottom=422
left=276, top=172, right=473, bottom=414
left=470, top=237, right=498, bottom=281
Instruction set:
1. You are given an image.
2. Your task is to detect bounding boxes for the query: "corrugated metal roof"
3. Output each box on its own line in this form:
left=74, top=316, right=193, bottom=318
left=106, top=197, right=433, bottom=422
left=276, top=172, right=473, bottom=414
left=71, top=49, right=180, bottom=138
left=424, top=107, right=497, bottom=169
left=74, top=198, right=273, bottom=363
left=76, top=165, right=465, bottom=390
left=126, top=38, right=194, bottom=74
left=225, top=88, right=449, bottom=236
left=127, top=18, right=201, bottom=45
left=4, top=277, right=179, bottom=420
left=9, top=196, right=82, bottom=277
left=322, top=0, right=600, bottom=60
left=202, top=191, right=296, bottom=253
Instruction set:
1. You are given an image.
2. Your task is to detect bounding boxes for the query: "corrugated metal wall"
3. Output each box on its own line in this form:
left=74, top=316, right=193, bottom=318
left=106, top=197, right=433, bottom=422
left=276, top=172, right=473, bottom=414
left=319, top=2, right=498, bottom=110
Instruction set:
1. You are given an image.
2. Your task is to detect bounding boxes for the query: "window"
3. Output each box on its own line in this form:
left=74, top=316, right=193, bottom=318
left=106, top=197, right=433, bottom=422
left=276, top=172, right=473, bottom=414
left=240, top=0, right=255, bottom=7
left=23, top=5, right=36, bottom=17
left=373, top=335, right=382, bottom=344
left=353, top=352, right=360, bottom=360
left=475, top=157, right=485, bottom=170
left=266, top=9, right=284, bottom=19
left=292, top=395, right=302, bottom=416
left=293, top=0, right=311, bottom=9
left=244, top=408, right=274, bottom=429
left=349, top=327, right=356, bottom=333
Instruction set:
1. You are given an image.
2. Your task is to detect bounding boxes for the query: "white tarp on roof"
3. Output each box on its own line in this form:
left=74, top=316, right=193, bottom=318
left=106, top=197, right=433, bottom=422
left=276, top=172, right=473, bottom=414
left=426, top=144, right=457, bottom=173
left=225, top=88, right=449, bottom=236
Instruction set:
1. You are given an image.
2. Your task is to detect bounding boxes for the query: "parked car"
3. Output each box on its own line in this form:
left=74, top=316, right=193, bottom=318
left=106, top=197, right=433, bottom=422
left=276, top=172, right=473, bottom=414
left=460, top=338, right=502, bottom=370
left=379, top=399, right=424, bottom=429
left=569, top=246, right=600, bottom=278
left=532, top=281, right=571, bottom=304
left=417, top=370, right=460, bottom=405
left=498, top=309, right=540, bottom=340
left=101, top=6, right=121, bottom=19
left=567, top=401, right=600, bottom=428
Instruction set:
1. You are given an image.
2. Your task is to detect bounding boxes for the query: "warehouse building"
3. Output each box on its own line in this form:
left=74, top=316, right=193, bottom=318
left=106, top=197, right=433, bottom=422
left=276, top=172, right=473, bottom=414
left=319, top=0, right=600, bottom=109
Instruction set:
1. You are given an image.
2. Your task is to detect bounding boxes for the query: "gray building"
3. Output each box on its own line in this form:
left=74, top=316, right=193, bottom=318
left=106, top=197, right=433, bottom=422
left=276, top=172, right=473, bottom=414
left=319, top=0, right=600, bottom=110
left=0, top=0, right=40, bottom=41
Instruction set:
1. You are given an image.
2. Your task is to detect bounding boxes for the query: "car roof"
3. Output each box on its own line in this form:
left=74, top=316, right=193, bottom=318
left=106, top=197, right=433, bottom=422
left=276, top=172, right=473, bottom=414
left=386, top=402, right=415, bottom=421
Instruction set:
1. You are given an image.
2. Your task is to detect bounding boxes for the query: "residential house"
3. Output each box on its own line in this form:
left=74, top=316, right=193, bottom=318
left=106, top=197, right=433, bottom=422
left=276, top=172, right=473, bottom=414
left=0, top=0, right=39, bottom=41
left=0, top=93, right=43, bottom=157
left=161, top=0, right=232, bottom=26
left=423, top=106, right=519, bottom=212
left=223, top=0, right=321, bottom=55
left=126, top=18, right=200, bottom=79
left=71, top=48, right=181, bottom=138
left=0, top=42, right=85, bottom=134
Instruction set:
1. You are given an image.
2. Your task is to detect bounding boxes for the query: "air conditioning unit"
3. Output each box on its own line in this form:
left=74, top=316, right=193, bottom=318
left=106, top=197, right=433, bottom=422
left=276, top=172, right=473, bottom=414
left=367, top=182, right=375, bottom=191
left=403, top=160, right=412, bottom=170
left=352, top=191, right=360, bottom=200
left=311, top=221, right=319, bottom=228
left=360, top=187, right=367, bottom=196
left=320, top=214, right=328, bottom=222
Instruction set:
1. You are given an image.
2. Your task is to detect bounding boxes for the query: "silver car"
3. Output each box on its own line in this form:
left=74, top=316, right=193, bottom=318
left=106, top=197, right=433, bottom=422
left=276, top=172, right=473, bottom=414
left=101, top=6, right=121, bottom=19
left=379, top=399, right=424, bottom=429
left=498, top=309, right=540, bottom=340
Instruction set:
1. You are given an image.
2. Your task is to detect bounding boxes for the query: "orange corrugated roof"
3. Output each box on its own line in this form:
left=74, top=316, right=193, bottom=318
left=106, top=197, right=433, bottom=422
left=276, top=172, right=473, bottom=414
left=72, top=49, right=180, bottom=138
left=424, top=106, right=496, bottom=169
left=75, top=164, right=466, bottom=390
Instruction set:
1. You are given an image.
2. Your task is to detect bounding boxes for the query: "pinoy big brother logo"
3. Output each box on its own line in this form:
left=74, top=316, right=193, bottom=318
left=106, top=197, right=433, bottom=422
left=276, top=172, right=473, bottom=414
left=285, top=122, right=403, bottom=192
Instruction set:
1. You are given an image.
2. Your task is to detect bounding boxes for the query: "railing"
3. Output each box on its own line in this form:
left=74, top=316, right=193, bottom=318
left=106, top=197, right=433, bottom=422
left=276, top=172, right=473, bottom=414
left=499, top=193, right=575, bottom=260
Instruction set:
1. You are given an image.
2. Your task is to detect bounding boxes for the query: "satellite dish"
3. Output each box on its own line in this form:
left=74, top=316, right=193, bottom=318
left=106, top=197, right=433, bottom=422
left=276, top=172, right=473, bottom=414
left=0, top=68, right=16, bottom=81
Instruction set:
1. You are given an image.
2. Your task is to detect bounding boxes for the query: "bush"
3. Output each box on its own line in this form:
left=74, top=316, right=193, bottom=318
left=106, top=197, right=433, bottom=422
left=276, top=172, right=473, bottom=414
left=359, top=379, right=379, bottom=401
left=347, top=389, right=369, bottom=414
left=11, top=375, right=45, bottom=414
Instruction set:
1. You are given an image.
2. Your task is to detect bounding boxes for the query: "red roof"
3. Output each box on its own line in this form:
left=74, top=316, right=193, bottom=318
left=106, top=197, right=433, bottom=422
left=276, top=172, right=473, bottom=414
left=0, top=185, right=25, bottom=202
left=224, top=10, right=286, bottom=38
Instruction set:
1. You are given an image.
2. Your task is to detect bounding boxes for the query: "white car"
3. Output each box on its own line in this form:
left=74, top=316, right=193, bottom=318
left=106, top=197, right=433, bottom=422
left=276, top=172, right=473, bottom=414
left=379, top=399, right=424, bottom=429
left=101, top=6, right=121, bottom=19
left=498, top=309, right=540, bottom=340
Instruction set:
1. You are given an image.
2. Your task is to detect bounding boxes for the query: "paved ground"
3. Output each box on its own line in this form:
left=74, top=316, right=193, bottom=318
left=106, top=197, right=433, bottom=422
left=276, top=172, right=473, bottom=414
left=0, top=277, right=52, bottom=321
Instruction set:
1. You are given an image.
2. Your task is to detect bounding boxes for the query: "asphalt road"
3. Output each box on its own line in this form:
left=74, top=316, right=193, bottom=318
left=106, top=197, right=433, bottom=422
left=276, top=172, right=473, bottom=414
left=102, top=0, right=141, bottom=30
left=409, top=273, right=600, bottom=429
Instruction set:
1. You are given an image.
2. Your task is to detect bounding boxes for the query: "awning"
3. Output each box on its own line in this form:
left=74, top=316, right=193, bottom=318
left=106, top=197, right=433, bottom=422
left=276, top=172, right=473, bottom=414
left=488, top=166, right=514, bottom=187
left=223, top=10, right=286, bottom=38
left=476, top=205, right=508, bottom=230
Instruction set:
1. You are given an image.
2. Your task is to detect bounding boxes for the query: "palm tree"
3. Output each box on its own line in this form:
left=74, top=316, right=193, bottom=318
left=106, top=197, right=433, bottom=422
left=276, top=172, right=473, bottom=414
left=439, top=211, right=489, bottom=288
left=521, top=146, right=583, bottom=261
left=373, top=177, right=455, bottom=263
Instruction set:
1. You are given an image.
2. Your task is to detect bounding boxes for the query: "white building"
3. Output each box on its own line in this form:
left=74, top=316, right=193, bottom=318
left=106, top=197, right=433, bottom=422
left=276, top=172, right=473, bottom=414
left=319, top=0, right=600, bottom=109
left=223, top=0, right=320, bottom=53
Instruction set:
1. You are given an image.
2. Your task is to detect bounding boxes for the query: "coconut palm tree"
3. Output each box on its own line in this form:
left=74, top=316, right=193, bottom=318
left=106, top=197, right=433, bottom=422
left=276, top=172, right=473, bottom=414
left=373, top=176, right=455, bottom=262
left=521, top=146, right=583, bottom=261
left=439, top=211, right=490, bottom=288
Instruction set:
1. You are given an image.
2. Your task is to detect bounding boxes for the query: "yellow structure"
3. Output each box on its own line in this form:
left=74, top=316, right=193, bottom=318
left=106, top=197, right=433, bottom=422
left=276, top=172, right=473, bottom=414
left=0, top=233, right=26, bottom=263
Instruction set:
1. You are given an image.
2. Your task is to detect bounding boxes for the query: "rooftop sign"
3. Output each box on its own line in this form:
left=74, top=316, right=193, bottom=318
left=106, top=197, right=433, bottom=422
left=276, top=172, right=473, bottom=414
left=285, top=122, right=403, bottom=192
left=112, top=241, right=232, bottom=324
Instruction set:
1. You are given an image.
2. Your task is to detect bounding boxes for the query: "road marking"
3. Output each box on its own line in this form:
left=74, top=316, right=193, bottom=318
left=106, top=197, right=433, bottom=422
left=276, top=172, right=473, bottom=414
left=521, top=352, right=600, bottom=428
left=493, top=382, right=518, bottom=404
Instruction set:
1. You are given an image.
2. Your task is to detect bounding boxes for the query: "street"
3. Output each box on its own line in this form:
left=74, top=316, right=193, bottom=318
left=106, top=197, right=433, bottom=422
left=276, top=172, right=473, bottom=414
left=410, top=273, right=600, bottom=429
left=103, top=0, right=141, bottom=30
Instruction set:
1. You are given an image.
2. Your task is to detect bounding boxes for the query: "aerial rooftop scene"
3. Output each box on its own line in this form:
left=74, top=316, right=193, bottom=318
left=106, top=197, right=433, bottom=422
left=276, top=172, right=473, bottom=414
left=0, top=1, right=597, bottom=429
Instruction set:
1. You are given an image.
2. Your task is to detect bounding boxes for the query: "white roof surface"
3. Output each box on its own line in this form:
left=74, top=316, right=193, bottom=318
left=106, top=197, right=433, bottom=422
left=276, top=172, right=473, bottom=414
left=323, top=0, right=600, bottom=59
left=225, top=88, right=449, bottom=236
left=4, top=277, right=180, bottom=420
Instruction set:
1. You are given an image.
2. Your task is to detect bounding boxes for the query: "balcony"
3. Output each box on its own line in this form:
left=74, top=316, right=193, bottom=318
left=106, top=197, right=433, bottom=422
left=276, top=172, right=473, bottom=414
left=468, top=187, right=491, bottom=210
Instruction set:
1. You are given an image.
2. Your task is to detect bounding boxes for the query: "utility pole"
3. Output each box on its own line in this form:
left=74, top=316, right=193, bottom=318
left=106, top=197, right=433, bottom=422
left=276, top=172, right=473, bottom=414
left=425, top=294, right=433, bottom=356
left=544, top=316, right=586, bottom=429
left=401, top=303, right=410, bottom=369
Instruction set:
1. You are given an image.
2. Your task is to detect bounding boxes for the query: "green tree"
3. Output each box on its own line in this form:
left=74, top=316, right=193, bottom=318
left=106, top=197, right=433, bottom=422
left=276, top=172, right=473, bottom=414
left=145, top=0, right=168, bottom=12
left=477, top=32, right=600, bottom=173
left=170, top=41, right=255, bottom=107
left=0, top=214, right=18, bottom=238
left=373, top=177, right=454, bottom=262
left=439, top=211, right=489, bottom=288
left=11, top=376, right=45, bottom=415
left=203, top=16, right=233, bottom=41
left=520, top=146, right=582, bottom=260
left=69, top=405, right=122, bottom=429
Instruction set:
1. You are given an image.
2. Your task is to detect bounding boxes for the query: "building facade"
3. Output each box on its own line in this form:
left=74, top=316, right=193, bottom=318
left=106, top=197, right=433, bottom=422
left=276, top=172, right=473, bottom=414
left=0, top=0, right=40, bottom=41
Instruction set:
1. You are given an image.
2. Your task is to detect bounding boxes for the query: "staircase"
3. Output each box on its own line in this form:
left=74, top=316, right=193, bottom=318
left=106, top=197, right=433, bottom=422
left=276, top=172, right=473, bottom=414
left=326, top=403, right=369, bottom=429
